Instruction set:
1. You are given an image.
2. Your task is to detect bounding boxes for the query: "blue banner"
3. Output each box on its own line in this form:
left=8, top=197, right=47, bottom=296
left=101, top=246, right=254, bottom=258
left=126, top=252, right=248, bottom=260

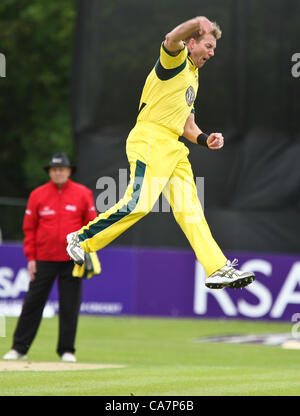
left=0, top=243, right=300, bottom=321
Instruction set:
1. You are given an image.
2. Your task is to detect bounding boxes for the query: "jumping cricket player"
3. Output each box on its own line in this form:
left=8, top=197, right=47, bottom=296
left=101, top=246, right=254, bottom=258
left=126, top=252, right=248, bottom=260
left=67, top=16, right=255, bottom=289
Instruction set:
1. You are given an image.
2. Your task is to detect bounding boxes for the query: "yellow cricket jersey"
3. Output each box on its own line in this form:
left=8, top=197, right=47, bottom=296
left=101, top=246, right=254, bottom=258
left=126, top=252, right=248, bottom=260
left=78, top=44, right=227, bottom=277
left=137, top=42, right=199, bottom=137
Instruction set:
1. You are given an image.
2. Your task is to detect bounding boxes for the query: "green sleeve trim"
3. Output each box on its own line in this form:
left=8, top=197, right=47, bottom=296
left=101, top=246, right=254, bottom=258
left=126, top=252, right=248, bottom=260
left=155, top=59, right=186, bottom=81
left=162, top=41, right=185, bottom=57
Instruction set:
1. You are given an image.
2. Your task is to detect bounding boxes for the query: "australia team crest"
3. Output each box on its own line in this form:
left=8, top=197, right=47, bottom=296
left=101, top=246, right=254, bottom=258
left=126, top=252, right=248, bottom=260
left=185, top=86, right=195, bottom=106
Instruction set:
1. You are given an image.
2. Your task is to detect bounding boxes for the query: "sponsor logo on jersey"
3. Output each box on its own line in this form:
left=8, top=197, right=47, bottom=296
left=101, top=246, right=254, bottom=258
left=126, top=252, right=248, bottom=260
left=65, top=204, right=77, bottom=212
left=39, top=206, right=55, bottom=216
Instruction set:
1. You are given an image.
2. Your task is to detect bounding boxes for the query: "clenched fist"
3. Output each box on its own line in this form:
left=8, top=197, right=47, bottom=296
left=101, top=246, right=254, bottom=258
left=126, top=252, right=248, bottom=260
left=198, top=16, right=213, bottom=36
left=207, top=133, right=224, bottom=150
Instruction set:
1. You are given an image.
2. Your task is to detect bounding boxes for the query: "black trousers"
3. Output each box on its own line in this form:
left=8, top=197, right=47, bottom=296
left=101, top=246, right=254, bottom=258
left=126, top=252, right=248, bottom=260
left=12, top=261, right=82, bottom=356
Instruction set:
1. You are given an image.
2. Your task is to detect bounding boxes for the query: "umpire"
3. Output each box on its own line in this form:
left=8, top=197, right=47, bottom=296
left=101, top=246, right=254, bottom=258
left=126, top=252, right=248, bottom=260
left=3, top=152, right=97, bottom=362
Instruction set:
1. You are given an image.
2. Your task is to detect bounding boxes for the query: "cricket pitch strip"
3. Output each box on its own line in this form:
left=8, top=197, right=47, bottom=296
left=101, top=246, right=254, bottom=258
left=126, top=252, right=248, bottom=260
left=0, top=360, right=126, bottom=371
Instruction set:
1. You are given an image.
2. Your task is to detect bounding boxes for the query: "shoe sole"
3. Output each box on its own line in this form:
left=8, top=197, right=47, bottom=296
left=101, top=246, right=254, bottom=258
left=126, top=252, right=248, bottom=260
left=205, top=282, right=224, bottom=290
left=3, top=355, right=27, bottom=360
left=206, top=275, right=255, bottom=290
left=225, top=275, right=255, bottom=289
left=66, top=245, right=84, bottom=266
left=66, top=233, right=85, bottom=266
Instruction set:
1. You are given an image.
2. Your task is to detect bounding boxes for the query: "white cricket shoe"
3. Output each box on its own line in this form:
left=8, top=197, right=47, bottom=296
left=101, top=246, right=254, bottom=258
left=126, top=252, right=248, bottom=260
left=3, top=349, right=27, bottom=360
left=61, top=352, right=77, bottom=363
left=206, top=259, right=255, bottom=290
left=66, top=231, right=85, bottom=265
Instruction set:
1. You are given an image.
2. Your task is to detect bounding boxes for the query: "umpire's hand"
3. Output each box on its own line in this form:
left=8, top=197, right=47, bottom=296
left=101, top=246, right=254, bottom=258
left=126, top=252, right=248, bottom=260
left=207, top=133, right=224, bottom=150
left=28, top=260, right=37, bottom=282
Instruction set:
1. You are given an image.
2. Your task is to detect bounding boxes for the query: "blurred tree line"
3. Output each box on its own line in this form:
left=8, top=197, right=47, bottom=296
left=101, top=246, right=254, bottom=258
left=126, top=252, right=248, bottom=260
left=0, top=0, right=76, bottom=239
left=0, top=0, right=76, bottom=197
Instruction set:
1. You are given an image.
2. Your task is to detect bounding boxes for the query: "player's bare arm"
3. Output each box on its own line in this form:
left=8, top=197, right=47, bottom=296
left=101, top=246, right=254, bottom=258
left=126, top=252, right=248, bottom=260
left=164, top=16, right=213, bottom=54
left=183, top=112, right=224, bottom=150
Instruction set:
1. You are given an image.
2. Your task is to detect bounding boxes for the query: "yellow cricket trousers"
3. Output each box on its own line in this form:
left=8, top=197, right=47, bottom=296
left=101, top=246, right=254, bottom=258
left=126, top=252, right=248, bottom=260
left=78, top=121, right=227, bottom=276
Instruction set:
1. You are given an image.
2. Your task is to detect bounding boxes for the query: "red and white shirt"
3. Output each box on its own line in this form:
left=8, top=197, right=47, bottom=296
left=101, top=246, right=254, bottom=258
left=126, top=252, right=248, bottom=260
left=23, top=179, right=97, bottom=261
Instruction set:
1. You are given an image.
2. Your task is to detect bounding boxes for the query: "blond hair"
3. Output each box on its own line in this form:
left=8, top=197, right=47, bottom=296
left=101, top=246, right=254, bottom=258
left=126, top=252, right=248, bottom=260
left=185, top=21, right=222, bottom=42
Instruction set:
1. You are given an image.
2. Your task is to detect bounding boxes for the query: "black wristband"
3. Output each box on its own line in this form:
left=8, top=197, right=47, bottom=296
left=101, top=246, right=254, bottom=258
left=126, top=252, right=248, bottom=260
left=197, top=133, right=209, bottom=147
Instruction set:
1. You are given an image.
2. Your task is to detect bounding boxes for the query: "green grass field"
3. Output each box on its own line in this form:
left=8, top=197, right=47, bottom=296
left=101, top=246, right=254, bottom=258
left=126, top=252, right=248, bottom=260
left=0, top=315, right=300, bottom=396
